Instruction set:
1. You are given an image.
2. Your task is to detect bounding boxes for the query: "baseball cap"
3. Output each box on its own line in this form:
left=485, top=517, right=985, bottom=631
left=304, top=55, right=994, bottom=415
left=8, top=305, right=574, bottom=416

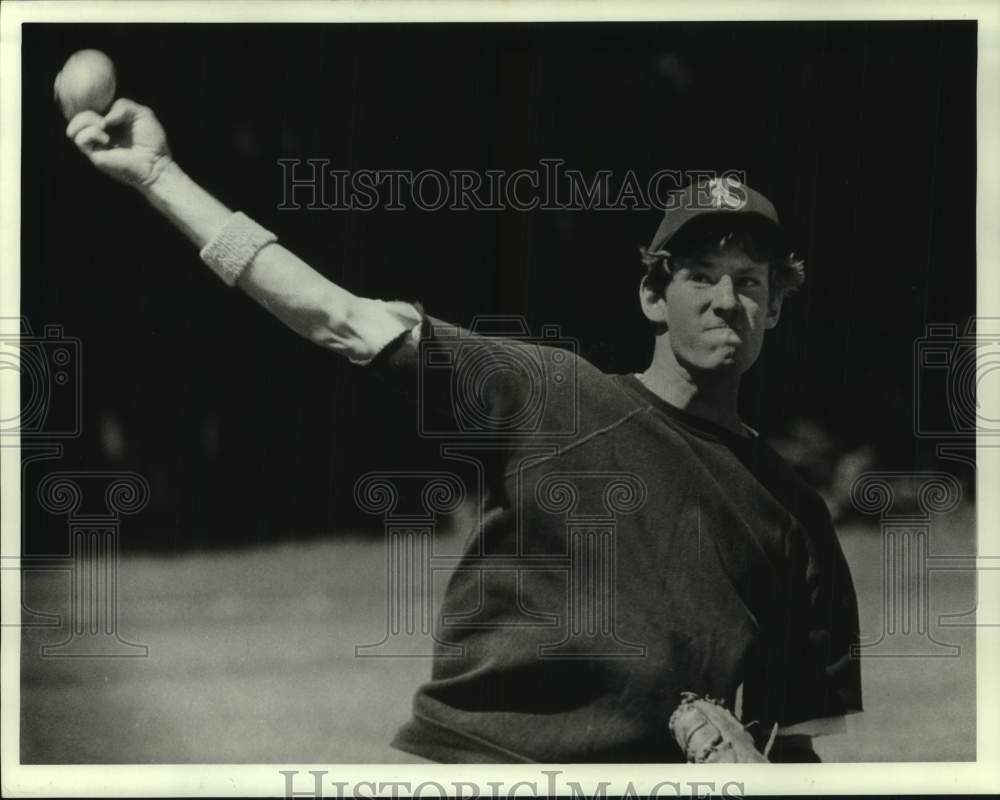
left=648, top=176, right=781, bottom=254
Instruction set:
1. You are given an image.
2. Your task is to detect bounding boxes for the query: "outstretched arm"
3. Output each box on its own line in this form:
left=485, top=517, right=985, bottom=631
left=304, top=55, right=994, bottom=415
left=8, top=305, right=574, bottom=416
left=66, top=99, right=419, bottom=363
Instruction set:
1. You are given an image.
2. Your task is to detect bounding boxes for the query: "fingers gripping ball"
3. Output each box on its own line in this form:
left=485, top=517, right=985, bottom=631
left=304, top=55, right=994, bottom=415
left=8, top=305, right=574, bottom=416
left=54, top=49, right=117, bottom=121
left=668, top=693, right=769, bottom=763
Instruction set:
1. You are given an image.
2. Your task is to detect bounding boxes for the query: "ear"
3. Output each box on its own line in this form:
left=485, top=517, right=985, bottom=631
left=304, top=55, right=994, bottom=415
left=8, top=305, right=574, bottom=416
left=639, top=277, right=669, bottom=330
left=765, top=291, right=783, bottom=330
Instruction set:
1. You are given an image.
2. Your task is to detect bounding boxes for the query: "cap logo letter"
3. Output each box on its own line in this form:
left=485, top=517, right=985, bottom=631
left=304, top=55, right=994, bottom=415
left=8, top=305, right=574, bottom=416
left=707, top=176, right=745, bottom=210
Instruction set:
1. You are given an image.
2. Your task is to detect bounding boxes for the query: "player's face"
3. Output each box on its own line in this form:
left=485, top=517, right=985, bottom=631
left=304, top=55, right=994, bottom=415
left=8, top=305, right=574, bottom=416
left=661, top=244, right=781, bottom=377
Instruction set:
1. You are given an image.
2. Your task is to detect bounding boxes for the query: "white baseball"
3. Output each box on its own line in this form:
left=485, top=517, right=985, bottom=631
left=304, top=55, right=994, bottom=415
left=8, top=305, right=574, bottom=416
left=54, top=49, right=117, bottom=121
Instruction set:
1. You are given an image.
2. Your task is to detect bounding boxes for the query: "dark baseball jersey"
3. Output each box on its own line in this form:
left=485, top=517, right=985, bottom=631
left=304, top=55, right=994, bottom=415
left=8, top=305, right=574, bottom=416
left=368, top=312, right=863, bottom=763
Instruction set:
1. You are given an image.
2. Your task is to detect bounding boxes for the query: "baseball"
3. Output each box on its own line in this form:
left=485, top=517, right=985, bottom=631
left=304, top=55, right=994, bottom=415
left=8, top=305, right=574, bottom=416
left=54, top=49, right=117, bottom=121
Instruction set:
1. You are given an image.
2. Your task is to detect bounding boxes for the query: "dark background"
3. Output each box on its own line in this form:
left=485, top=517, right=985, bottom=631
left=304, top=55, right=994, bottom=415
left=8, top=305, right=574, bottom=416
left=20, top=22, right=977, bottom=550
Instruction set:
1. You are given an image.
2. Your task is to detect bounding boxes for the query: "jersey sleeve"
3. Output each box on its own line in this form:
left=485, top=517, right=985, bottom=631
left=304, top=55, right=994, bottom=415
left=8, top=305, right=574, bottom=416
left=343, top=299, right=424, bottom=366
left=366, top=305, right=581, bottom=441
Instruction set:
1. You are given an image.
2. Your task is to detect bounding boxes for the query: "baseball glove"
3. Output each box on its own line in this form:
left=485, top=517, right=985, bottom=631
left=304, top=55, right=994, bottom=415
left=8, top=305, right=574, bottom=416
left=668, top=692, right=769, bottom=763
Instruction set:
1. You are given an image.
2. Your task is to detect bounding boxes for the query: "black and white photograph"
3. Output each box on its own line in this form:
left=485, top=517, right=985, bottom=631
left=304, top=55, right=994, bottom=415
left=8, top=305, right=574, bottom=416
left=2, top=1, right=998, bottom=796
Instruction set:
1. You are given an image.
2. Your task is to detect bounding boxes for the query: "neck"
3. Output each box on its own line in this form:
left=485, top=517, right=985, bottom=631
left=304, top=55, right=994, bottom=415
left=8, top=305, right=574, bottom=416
left=639, top=336, right=746, bottom=436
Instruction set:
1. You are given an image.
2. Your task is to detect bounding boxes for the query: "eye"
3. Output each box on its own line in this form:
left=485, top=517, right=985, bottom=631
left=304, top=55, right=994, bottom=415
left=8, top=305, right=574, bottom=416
left=689, top=272, right=713, bottom=285
left=736, top=276, right=762, bottom=289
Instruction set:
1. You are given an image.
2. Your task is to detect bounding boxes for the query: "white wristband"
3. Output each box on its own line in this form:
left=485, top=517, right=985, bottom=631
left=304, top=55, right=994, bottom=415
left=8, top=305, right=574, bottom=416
left=199, top=211, right=277, bottom=286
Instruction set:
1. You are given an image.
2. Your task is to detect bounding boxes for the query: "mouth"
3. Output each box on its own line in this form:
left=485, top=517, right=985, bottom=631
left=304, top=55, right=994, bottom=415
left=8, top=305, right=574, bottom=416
left=705, top=325, right=743, bottom=336
left=704, top=327, right=744, bottom=348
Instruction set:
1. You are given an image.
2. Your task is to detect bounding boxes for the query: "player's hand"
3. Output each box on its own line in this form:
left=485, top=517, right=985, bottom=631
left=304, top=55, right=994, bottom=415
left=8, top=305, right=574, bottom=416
left=66, top=98, right=172, bottom=189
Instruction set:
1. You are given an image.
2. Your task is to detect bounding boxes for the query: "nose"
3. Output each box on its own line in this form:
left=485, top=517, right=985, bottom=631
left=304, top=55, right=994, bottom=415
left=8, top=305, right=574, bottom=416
left=710, top=274, right=739, bottom=314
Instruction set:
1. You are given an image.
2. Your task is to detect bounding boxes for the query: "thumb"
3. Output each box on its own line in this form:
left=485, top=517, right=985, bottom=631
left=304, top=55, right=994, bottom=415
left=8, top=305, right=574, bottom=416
left=66, top=110, right=105, bottom=140
left=74, top=125, right=111, bottom=152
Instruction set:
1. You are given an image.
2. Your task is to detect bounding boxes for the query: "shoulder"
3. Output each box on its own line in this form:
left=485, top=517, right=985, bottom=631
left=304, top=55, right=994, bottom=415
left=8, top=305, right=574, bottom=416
left=372, top=310, right=647, bottom=437
left=426, top=315, right=638, bottom=397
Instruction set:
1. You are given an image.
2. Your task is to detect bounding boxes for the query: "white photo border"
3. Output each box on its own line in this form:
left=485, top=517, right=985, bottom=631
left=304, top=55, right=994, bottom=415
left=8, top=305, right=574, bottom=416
left=2, top=1, right=998, bottom=796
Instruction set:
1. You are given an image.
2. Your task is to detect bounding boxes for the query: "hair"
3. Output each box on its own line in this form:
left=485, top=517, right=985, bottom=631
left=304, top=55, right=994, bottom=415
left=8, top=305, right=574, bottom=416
left=639, top=214, right=805, bottom=302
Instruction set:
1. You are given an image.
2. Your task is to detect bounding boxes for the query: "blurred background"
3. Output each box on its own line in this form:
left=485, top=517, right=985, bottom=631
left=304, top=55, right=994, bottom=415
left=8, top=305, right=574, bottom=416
left=18, top=21, right=978, bottom=763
